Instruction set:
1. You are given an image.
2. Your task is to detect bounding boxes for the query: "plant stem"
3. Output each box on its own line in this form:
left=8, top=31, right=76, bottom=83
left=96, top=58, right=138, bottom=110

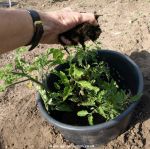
left=12, top=71, right=46, bottom=90
left=6, top=79, right=30, bottom=88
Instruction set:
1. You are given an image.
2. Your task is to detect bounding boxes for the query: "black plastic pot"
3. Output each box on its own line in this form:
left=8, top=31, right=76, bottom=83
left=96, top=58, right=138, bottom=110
left=36, top=50, right=143, bottom=147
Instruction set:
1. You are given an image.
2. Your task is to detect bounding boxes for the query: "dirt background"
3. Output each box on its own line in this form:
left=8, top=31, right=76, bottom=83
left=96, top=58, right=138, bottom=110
left=0, top=0, right=150, bottom=149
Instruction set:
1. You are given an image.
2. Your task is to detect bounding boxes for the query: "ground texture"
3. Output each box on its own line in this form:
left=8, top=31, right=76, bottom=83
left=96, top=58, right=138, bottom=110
left=0, top=0, right=150, bottom=149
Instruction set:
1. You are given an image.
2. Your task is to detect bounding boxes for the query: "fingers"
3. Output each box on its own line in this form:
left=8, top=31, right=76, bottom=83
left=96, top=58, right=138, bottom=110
left=61, top=8, right=98, bottom=26
left=80, top=12, right=98, bottom=25
left=40, top=8, right=99, bottom=45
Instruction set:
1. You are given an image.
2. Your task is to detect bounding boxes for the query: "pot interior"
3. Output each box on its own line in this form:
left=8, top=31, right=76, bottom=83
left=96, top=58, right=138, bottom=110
left=45, top=50, right=143, bottom=126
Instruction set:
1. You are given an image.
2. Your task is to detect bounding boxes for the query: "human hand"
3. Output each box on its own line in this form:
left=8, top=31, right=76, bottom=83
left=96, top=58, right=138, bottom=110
left=39, top=8, right=97, bottom=44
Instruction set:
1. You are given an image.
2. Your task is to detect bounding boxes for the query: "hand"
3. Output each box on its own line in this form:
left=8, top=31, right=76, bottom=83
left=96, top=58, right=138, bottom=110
left=39, top=8, right=97, bottom=44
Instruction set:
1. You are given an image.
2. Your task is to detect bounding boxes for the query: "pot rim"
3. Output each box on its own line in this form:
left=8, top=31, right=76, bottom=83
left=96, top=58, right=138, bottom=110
left=36, top=49, right=144, bottom=131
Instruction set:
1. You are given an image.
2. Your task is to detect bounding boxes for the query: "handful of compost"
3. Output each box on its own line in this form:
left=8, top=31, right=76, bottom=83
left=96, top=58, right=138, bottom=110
left=58, top=13, right=102, bottom=53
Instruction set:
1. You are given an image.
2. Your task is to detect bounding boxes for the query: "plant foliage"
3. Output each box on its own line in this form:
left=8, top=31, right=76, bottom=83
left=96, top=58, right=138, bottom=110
left=0, top=45, right=141, bottom=125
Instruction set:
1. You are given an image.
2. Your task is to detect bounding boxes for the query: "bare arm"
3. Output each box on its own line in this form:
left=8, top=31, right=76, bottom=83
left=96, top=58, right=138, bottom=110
left=0, top=8, right=96, bottom=54
left=0, top=9, right=33, bottom=53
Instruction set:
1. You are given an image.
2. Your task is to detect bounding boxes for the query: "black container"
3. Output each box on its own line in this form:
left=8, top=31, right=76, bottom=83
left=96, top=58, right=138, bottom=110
left=36, top=50, right=143, bottom=147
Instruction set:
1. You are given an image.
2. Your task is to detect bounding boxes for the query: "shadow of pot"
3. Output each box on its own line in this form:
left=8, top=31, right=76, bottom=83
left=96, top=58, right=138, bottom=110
left=36, top=50, right=143, bottom=147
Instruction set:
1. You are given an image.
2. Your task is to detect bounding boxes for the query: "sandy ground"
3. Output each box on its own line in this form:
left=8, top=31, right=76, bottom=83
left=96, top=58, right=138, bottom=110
left=0, top=0, right=150, bottom=149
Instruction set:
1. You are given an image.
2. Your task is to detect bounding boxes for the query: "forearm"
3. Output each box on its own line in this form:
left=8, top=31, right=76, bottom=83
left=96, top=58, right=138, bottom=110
left=0, top=8, right=96, bottom=54
left=0, top=9, right=33, bottom=53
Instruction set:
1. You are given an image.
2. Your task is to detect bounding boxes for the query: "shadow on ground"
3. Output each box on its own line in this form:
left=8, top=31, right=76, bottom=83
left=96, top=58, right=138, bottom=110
left=129, top=50, right=150, bottom=126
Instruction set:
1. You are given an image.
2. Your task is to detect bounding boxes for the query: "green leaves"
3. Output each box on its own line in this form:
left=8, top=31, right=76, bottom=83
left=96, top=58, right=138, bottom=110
left=48, top=48, right=64, bottom=60
left=97, top=106, right=107, bottom=119
left=0, top=45, right=141, bottom=126
left=77, top=110, right=89, bottom=117
left=69, top=64, right=84, bottom=79
left=77, top=110, right=94, bottom=126
left=88, top=115, right=94, bottom=126
left=16, top=47, right=28, bottom=54
left=47, top=48, right=65, bottom=65
left=32, top=54, right=49, bottom=69
left=77, top=80, right=100, bottom=93
left=54, top=71, right=69, bottom=86
left=63, top=86, right=72, bottom=101
left=0, top=64, right=22, bottom=91
left=79, top=97, right=96, bottom=106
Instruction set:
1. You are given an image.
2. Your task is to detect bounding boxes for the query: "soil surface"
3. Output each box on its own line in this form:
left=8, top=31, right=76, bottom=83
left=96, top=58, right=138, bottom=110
left=0, top=0, right=150, bottom=149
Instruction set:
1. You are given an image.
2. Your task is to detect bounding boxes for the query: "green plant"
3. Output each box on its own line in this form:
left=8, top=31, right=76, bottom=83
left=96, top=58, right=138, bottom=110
left=0, top=44, right=140, bottom=125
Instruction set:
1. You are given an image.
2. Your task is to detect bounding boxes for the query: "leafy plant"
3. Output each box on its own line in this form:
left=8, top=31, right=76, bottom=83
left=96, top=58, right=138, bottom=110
left=0, top=44, right=141, bottom=125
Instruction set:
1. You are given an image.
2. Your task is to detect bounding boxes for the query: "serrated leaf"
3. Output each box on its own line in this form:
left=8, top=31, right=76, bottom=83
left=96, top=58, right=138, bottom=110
left=77, top=110, right=89, bottom=117
left=0, top=63, right=23, bottom=87
left=80, top=97, right=96, bottom=106
left=37, top=86, right=50, bottom=104
left=63, top=86, right=72, bottom=101
left=73, top=66, right=84, bottom=79
left=47, top=48, right=64, bottom=60
left=97, top=90, right=107, bottom=101
left=97, top=106, right=107, bottom=119
left=77, top=81, right=99, bottom=93
left=32, top=53, right=50, bottom=69
left=54, top=71, right=69, bottom=86
left=69, top=64, right=84, bottom=79
left=60, top=71, right=69, bottom=85
left=114, top=91, right=126, bottom=105
left=88, top=115, right=94, bottom=125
